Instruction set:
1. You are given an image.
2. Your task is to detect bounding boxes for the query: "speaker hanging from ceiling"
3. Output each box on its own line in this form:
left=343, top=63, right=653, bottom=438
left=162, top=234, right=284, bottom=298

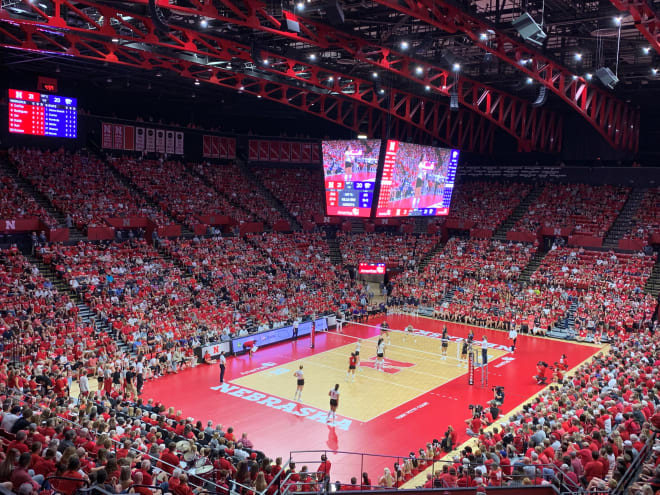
left=532, top=85, right=547, bottom=107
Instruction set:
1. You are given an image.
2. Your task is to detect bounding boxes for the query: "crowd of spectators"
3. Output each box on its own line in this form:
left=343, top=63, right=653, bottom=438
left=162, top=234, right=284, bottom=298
left=0, top=174, right=56, bottom=227
left=9, top=149, right=170, bottom=231
left=193, top=163, right=284, bottom=227
left=0, top=247, right=111, bottom=366
left=511, top=184, right=630, bottom=236
left=623, top=187, right=660, bottom=241
left=390, top=239, right=657, bottom=338
left=436, top=181, right=532, bottom=231
left=109, top=157, right=248, bottom=230
left=422, top=328, right=660, bottom=494
left=336, top=233, right=438, bottom=269
left=252, top=168, right=325, bottom=225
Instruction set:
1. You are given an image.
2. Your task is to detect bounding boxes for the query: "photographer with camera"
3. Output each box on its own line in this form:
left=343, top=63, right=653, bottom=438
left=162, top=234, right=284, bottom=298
left=440, top=425, right=457, bottom=452
left=492, top=386, right=505, bottom=406
left=465, top=405, right=484, bottom=437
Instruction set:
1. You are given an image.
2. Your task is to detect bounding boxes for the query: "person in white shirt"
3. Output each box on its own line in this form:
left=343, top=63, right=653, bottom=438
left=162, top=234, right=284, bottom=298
left=327, top=384, right=340, bottom=424
left=508, top=327, right=518, bottom=352
left=78, top=371, right=89, bottom=400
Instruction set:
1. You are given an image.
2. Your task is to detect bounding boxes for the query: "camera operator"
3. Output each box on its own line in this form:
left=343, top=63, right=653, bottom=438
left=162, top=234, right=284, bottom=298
left=440, top=425, right=457, bottom=452
left=484, top=401, right=501, bottom=424
left=465, top=406, right=484, bottom=437
left=493, top=386, right=505, bottom=406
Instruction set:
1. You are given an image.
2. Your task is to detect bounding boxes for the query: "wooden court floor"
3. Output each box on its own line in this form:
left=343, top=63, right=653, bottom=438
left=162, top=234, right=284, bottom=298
left=233, top=332, right=507, bottom=422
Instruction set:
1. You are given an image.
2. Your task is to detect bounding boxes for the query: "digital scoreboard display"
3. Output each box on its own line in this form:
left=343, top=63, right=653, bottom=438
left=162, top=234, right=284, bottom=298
left=8, top=89, right=77, bottom=138
left=375, top=140, right=459, bottom=217
left=322, top=139, right=381, bottom=217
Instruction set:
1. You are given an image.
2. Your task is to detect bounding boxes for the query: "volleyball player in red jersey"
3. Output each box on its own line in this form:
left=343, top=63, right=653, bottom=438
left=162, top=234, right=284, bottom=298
left=346, top=353, right=357, bottom=382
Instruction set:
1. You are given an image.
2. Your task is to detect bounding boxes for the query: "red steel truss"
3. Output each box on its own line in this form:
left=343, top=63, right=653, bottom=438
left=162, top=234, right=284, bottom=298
left=0, top=19, right=495, bottom=151
left=280, top=11, right=562, bottom=152
left=610, top=0, right=660, bottom=55
left=364, top=0, right=640, bottom=151
left=0, top=0, right=559, bottom=151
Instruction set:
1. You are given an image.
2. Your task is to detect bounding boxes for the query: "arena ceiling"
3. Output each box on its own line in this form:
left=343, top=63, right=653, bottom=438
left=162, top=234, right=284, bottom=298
left=1, top=0, right=660, bottom=153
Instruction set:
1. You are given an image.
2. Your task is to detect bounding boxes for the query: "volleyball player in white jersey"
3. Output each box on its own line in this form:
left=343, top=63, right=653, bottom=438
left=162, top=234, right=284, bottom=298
left=293, top=365, right=304, bottom=401
left=403, top=324, right=416, bottom=343
left=376, top=337, right=386, bottom=371
left=327, top=384, right=340, bottom=423
left=355, top=339, right=362, bottom=371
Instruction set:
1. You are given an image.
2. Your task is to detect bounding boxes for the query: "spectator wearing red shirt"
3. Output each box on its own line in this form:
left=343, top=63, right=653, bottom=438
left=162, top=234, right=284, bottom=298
left=317, top=454, right=331, bottom=482
left=158, top=443, right=180, bottom=474
left=583, top=451, right=604, bottom=483
left=56, top=456, right=86, bottom=495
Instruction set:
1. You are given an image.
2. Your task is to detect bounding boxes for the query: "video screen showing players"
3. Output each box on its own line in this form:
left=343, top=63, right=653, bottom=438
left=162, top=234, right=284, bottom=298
left=322, top=139, right=381, bottom=217
left=375, top=140, right=459, bottom=217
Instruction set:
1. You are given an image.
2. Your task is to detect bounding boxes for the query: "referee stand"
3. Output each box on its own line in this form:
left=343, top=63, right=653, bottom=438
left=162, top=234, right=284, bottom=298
left=467, top=345, right=489, bottom=388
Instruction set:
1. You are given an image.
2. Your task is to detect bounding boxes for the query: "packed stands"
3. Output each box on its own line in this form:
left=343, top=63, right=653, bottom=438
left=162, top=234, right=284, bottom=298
left=10, top=149, right=170, bottom=231
left=511, top=184, right=630, bottom=236
left=193, top=163, right=285, bottom=226
left=531, top=247, right=657, bottom=335
left=439, top=181, right=532, bottom=231
left=109, top=157, right=249, bottom=230
left=337, top=233, right=439, bottom=269
left=0, top=247, right=113, bottom=365
left=253, top=168, right=325, bottom=224
left=0, top=173, right=56, bottom=227
left=444, top=329, right=660, bottom=493
left=623, top=187, right=660, bottom=240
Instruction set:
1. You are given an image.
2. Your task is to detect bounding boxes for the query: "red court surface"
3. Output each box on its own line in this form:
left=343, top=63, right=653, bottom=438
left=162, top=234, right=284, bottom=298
left=142, top=316, right=601, bottom=483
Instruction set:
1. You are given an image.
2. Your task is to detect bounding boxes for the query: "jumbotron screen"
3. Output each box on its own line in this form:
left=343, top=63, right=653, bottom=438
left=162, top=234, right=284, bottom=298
left=322, top=139, right=381, bottom=217
left=8, top=89, right=77, bottom=138
left=375, top=140, right=459, bottom=217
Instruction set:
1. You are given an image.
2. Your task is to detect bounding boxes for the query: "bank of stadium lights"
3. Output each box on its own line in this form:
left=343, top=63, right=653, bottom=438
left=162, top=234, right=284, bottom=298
left=479, top=32, right=488, bottom=41
left=526, top=77, right=533, bottom=84
left=400, top=41, right=409, bottom=50
left=194, top=79, right=200, bottom=86
left=372, top=72, right=378, bottom=78
left=296, top=1, right=304, bottom=9
left=574, top=53, right=582, bottom=61
left=415, top=66, right=423, bottom=75
left=309, top=54, right=317, bottom=61
left=379, top=88, right=385, bottom=94
left=643, top=47, right=651, bottom=55
left=425, top=85, right=431, bottom=91
left=357, top=134, right=368, bottom=139
left=585, top=73, right=593, bottom=80
left=452, top=63, right=461, bottom=72
left=200, top=18, right=208, bottom=28
left=653, top=68, right=659, bottom=76
left=613, top=16, right=622, bottom=26
left=328, top=76, right=334, bottom=82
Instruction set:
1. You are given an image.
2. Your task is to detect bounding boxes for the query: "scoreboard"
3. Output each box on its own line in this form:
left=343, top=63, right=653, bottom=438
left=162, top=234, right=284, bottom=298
left=8, top=89, right=77, bottom=138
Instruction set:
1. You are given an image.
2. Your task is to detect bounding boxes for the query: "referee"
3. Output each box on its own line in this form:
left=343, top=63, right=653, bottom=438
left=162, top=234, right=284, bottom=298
left=219, top=352, right=226, bottom=384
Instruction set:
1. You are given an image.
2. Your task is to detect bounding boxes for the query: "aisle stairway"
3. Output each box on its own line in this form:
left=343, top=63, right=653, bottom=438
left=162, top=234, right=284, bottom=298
left=28, top=254, right=136, bottom=358
left=492, top=184, right=544, bottom=240
left=602, top=188, right=646, bottom=249
left=517, top=250, right=547, bottom=283
left=0, top=155, right=86, bottom=242
left=418, top=238, right=446, bottom=271
left=326, top=232, right=344, bottom=265
left=644, top=254, right=660, bottom=297
left=235, top=160, right=302, bottom=231
left=349, top=218, right=365, bottom=233
left=104, top=158, right=191, bottom=237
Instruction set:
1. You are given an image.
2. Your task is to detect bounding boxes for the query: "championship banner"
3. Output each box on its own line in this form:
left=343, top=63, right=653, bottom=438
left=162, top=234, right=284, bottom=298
left=112, top=124, right=124, bottom=150
left=165, top=130, right=175, bottom=154
left=135, top=127, right=145, bottom=151
left=227, top=138, right=236, bottom=159
left=311, top=143, right=320, bottom=162
left=102, top=123, right=113, bottom=149
left=146, top=128, right=155, bottom=152
left=155, top=129, right=165, bottom=153
left=248, top=140, right=259, bottom=161
left=218, top=137, right=228, bottom=159
left=175, top=132, right=184, bottom=155
left=123, top=126, right=135, bottom=151
left=210, top=136, right=220, bottom=158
